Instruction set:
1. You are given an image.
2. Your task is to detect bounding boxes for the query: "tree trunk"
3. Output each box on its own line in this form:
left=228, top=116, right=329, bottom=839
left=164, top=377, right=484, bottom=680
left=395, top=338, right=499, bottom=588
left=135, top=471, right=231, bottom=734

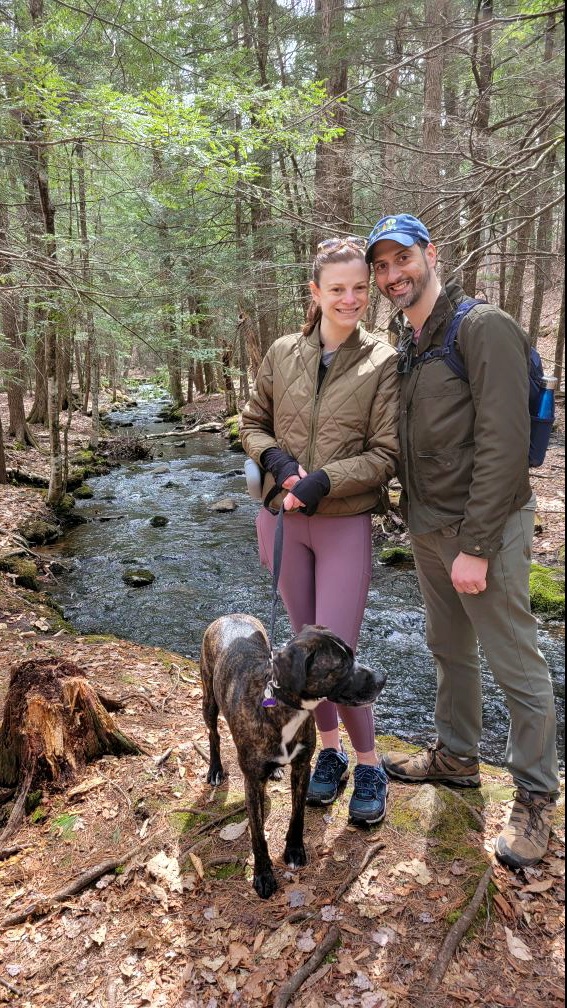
left=0, top=416, right=7, bottom=484
left=75, top=140, right=100, bottom=449
left=312, top=0, right=353, bottom=243
left=462, top=0, right=493, bottom=296
left=0, top=206, right=37, bottom=447
left=420, top=0, right=446, bottom=222
left=0, top=658, right=141, bottom=842
left=554, top=265, right=565, bottom=391
left=221, top=342, right=238, bottom=415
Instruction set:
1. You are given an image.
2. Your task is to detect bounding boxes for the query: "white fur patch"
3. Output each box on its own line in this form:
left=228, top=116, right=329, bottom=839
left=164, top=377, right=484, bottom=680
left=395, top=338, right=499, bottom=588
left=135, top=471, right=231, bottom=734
left=272, top=709, right=310, bottom=765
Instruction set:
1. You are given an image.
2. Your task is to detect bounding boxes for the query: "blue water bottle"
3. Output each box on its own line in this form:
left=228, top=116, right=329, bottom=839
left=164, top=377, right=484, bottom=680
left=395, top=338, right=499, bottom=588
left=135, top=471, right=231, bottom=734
left=537, top=374, right=557, bottom=421
left=530, top=374, right=556, bottom=467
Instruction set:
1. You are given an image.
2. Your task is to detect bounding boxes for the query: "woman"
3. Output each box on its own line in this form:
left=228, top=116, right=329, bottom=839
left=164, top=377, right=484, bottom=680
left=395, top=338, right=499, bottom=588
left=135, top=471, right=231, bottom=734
left=240, top=237, right=399, bottom=824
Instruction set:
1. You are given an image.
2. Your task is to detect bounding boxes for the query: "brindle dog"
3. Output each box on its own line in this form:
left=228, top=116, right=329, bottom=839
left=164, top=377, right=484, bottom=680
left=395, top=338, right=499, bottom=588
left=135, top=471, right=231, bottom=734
left=200, top=613, right=386, bottom=899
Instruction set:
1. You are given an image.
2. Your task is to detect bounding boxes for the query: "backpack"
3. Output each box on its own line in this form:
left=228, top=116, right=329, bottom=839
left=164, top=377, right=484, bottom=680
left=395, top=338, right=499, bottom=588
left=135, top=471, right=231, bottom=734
left=409, top=299, right=553, bottom=468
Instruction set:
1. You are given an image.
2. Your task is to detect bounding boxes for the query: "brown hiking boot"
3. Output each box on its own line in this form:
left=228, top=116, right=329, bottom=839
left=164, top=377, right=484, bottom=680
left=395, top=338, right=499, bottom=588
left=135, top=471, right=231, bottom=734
left=495, top=788, right=556, bottom=869
left=382, top=741, right=480, bottom=788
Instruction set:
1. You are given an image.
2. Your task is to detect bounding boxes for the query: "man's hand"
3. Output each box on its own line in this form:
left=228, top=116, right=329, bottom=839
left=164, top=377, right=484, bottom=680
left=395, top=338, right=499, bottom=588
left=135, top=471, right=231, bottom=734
left=451, top=552, right=488, bottom=595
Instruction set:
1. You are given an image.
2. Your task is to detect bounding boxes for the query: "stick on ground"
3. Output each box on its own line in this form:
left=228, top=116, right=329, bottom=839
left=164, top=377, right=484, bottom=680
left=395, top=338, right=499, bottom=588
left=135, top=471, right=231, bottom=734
left=272, top=925, right=340, bottom=1008
left=420, top=864, right=494, bottom=997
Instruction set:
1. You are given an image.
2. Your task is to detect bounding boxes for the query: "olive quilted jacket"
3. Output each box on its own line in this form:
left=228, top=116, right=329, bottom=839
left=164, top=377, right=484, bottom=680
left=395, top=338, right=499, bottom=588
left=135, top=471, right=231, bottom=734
left=240, top=323, right=400, bottom=515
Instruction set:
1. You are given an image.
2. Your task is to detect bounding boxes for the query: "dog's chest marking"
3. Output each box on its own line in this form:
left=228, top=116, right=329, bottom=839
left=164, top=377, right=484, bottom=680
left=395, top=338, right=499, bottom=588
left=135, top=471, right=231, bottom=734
left=272, top=709, right=310, bottom=765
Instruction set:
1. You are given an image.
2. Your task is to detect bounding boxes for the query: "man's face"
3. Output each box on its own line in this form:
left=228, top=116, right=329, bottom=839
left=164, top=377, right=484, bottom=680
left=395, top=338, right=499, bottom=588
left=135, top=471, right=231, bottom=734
left=372, top=239, right=437, bottom=310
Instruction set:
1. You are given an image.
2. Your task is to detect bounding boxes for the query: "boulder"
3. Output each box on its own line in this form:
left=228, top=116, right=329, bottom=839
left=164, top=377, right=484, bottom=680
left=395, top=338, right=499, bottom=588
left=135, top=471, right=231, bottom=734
left=122, top=568, right=156, bottom=588
left=210, top=497, right=237, bottom=513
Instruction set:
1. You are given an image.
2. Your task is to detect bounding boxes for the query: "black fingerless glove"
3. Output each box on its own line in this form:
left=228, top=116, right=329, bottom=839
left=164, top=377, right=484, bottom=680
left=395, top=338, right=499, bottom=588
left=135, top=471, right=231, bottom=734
left=260, top=447, right=300, bottom=487
left=290, top=470, right=331, bottom=516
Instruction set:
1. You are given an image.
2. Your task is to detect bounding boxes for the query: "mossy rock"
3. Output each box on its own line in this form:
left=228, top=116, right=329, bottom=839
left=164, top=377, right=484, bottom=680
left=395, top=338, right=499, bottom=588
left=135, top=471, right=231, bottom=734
left=73, top=483, right=95, bottom=500
left=150, top=515, right=169, bottom=528
left=0, top=557, right=40, bottom=590
left=122, top=568, right=155, bottom=587
left=529, top=563, right=565, bottom=618
left=53, top=494, right=76, bottom=516
left=378, top=545, right=414, bottom=566
left=66, top=468, right=87, bottom=489
left=17, top=518, right=60, bottom=545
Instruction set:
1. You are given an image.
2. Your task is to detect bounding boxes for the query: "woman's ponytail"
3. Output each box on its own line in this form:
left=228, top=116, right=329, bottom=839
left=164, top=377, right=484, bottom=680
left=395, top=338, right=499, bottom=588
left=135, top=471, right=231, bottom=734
left=302, top=299, right=322, bottom=338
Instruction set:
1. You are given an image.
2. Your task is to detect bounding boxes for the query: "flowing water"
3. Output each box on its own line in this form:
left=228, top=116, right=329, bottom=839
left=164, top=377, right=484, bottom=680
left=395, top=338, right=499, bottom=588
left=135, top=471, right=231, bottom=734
left=48, top=392, right=565, bottom=769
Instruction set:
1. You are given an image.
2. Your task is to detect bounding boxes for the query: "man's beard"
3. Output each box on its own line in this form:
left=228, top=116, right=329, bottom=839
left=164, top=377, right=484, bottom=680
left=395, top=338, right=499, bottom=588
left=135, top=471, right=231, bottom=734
left=388, top=270, right=430, bottom=309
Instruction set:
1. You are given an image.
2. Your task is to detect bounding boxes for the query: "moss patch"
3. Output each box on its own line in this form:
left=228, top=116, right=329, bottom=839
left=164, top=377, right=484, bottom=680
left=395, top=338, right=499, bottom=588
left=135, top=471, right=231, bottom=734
left=378, top=545, right=415, bottom=566
left=529, top=563, right=565, bottom=617
left=169, top=811, right=208, bottom=834
left=73, top=483, right=95, bottom=500
left=0, top=557, right=40, bottom=590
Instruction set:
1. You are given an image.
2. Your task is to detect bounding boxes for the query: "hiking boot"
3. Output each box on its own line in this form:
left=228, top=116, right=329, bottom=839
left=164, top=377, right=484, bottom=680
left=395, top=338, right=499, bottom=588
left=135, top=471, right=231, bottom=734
left=495, top=788, right=556, bottom=869
left=382, top=741, right=481, bottom=788
left=306, top=746, right=349, bottom=806
left=349, top=764, right=389, bottom=825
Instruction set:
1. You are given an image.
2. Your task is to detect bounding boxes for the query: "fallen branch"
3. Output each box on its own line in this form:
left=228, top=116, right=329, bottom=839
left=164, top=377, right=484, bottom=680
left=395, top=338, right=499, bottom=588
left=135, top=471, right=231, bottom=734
left=419, top=864, right=493, bottom=998
left=143, top=422, right=223, bottom=441
left=0, top=844, right=142, bottom=929
left=5, top=468, right=49, bottom=488
left=272, top=926, right=340, bottom=1008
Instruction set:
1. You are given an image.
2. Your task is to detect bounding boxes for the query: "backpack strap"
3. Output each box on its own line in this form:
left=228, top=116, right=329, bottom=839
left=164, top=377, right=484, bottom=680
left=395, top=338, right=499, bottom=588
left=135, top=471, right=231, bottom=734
left=410, top=299, right=486, bottom=379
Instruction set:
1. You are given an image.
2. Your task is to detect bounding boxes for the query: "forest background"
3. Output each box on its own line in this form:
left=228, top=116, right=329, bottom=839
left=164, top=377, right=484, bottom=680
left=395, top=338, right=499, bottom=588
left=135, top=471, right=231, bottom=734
left=0, top=0, right=565, bottom=502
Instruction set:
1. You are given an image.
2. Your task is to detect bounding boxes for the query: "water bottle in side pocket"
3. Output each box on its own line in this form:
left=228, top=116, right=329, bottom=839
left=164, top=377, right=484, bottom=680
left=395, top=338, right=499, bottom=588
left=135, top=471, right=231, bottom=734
left=529, top=374, right=557, bottom=468
left=244, top=458, right=264, bottom=500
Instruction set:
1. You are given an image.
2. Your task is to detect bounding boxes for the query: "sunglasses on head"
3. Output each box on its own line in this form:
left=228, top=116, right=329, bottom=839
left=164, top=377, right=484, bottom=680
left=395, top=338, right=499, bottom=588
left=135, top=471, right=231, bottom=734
left=317, top=236, right=367, bottom=252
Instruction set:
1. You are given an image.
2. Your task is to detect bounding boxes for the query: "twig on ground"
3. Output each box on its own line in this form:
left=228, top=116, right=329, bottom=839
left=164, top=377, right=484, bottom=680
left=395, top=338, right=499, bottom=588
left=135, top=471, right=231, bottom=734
left=0, top=844, right=143, bottom=929
left=272, top=926, right=340, bottom=1008
left=0, top=845, right=24, bottom=861
left=419, top=864, right=494, bottom=999
left=288, top=840, right=386, bottom=924
left=0, top=975, right=24, bottom=997
left=154, top=747, right=173, bottom=766
left=191, top=739, right=209, bottom=762
left=175, top=803, right=247, bottom=839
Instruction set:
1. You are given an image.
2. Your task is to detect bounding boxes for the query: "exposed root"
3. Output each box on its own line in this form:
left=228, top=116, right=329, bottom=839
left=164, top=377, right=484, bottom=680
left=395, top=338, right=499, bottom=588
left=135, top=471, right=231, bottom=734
left=289, top=839, right=386, bottom=924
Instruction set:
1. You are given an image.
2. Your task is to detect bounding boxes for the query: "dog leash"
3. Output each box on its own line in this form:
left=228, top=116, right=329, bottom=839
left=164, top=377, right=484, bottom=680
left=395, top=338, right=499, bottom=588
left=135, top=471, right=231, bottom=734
left=263, top=504, right=285, bottom=708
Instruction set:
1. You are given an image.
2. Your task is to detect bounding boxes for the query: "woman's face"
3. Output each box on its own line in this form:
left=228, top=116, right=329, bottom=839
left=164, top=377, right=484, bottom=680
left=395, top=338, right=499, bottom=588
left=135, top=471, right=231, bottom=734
left=310, top=258, right=370, bottom=334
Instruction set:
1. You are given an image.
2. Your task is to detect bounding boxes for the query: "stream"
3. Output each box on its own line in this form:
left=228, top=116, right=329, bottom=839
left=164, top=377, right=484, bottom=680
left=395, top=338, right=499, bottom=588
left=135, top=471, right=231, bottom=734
left=47, top=392, right=565, bottom=770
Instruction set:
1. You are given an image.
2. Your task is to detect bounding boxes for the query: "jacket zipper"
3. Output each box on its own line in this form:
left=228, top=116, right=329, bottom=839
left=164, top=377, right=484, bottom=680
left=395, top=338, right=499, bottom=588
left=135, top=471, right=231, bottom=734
left=307, top=348, right=340, bottom=471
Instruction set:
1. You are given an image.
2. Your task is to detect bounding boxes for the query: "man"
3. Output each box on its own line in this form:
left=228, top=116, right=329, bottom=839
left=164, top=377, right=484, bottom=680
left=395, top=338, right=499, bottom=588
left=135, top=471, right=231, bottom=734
left=366, top=213, right=559, bottom=869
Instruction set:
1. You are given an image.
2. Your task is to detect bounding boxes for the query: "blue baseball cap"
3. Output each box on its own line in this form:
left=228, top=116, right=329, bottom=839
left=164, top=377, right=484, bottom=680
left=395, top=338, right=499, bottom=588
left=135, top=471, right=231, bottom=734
left=365, top=214, right=431, bottom=263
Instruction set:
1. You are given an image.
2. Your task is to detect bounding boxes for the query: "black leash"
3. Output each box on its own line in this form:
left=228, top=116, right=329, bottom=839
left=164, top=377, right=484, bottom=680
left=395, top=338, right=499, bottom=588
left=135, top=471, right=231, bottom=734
left=263, top=504, right=285, bottom=708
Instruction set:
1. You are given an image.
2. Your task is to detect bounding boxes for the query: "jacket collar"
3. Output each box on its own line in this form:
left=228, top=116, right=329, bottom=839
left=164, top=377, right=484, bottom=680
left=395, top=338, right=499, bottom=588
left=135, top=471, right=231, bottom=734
left=306, top=321, right=365, bottom=352
left=388, top=279, right=467, bottom=354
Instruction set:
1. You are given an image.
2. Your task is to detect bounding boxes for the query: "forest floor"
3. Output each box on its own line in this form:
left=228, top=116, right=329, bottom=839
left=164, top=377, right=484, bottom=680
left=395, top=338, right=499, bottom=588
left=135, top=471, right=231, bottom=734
left=0, top=387, right=564, bottom=1008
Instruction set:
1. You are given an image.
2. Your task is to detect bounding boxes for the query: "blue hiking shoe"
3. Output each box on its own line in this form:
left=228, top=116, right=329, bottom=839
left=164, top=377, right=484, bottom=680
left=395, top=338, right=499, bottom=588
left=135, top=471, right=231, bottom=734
left=306, top=747, right=349, bottom=806
left=349, top=764, right=389, bottom=825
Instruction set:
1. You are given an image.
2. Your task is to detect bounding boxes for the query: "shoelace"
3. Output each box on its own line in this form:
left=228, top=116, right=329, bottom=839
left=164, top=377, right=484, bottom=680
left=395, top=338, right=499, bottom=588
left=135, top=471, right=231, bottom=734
left=511, top=789, right=547, bottom=836
left=313, top=750, right=346, bottom=783
left=354, top=766, right=383, bottom=799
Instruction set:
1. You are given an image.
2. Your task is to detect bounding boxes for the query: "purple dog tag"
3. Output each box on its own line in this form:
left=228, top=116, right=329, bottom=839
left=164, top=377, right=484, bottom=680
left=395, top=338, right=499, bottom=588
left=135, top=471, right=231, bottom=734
left=262, top=697, right=277, bottom=708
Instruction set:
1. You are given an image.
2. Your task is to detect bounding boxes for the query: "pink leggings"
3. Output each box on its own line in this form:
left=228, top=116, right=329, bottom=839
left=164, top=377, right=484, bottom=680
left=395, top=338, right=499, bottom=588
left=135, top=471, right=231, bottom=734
left=256, top=508, right=375, bottom=752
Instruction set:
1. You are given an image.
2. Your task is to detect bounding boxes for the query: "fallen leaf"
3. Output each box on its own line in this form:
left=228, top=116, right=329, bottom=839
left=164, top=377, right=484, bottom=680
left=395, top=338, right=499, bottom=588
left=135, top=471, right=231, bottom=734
left=321, top=904, right=343, bottom=921
left=219, top=819, right=249, bottom=841
left=188, top=852, right=205, bottom=879
left=145, top=851, right=183, bottom=893
left=89, top=924, right=107, bottom=945
left=391, top=859, right=433, bottom=885
left=261, top=921, right=297, bottom=958
left=504, top=926, right=533, bottom=961
left=297, top=929, right=317, bottom=953
left=521, top=879, right=555, bottom=894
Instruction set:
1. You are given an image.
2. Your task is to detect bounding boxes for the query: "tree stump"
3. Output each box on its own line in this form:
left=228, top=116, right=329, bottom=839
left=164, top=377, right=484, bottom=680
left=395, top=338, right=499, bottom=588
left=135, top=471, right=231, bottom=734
left=0, top=657, right=142, bottom=844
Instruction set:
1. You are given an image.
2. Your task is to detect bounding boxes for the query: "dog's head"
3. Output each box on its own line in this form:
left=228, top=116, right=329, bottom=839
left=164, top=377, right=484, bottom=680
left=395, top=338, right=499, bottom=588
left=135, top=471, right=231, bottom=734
left=271, top=625, right=386, bottom=709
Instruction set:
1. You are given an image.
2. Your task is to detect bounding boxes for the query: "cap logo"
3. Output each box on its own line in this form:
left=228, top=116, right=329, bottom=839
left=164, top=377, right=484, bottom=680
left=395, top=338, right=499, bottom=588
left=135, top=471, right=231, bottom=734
left=378, top=217, right=398, bottom=234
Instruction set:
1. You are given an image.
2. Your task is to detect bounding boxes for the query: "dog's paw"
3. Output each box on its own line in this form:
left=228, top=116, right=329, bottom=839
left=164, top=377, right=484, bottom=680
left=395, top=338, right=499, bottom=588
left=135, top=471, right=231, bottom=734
left=284, top=844, right=307, bottom=869
left=269, top=767, right=285, bottom=782
left=253, top=870, right=278, bottom=899
left=207, top=766, right=225, bottom=786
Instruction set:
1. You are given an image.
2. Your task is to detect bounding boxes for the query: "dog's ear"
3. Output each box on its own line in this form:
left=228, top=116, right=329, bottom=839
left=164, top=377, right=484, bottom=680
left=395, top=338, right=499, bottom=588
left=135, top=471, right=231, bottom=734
left=272, top=644, right=312, bottom=696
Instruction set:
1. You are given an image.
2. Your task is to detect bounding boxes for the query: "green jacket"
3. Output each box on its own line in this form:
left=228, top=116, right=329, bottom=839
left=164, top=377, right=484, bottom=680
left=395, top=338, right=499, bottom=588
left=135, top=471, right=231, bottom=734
left=392, top=280, right=533, bottom=558
left=240, top=323, right=399, bottom=516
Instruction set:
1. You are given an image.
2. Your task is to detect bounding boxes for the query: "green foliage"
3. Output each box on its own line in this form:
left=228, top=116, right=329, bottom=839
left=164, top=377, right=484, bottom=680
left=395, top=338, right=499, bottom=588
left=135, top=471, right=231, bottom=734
left=51, top=813, right=79, bottom=838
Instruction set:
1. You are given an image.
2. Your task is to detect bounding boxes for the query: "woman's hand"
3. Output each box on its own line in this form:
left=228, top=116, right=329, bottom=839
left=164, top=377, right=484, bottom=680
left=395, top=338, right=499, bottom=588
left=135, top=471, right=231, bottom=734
left=283, top=467, right=308, bottom=509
